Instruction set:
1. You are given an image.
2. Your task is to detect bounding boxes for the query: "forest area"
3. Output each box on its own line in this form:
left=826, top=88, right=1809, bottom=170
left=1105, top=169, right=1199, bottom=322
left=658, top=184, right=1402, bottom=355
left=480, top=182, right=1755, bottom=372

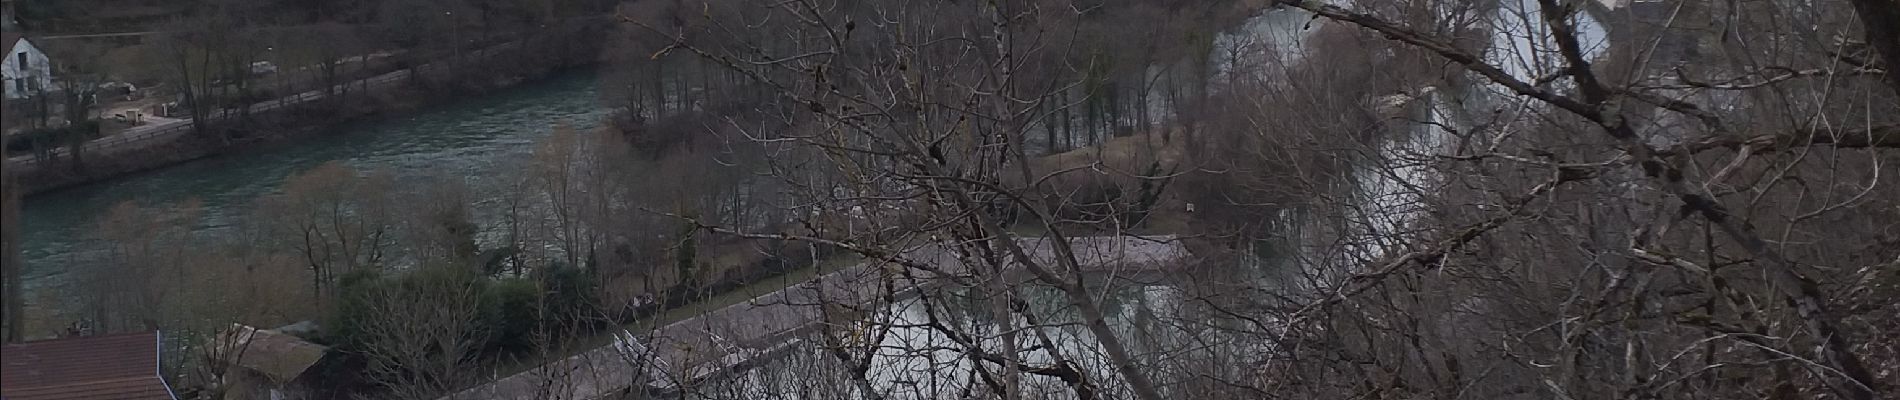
left=3, top=0, right=1898, bottom=399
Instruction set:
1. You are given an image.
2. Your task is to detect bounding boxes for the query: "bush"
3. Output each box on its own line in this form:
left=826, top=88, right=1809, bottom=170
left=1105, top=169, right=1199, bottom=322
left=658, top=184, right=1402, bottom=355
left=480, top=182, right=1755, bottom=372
left=537, top=263, right=600, bottom=324
left=480, top=262, right=603, bottom=352
left=324, top=269, right=387, bottom=347
left=481, top=279, right=540, bottom=351
left=327, top=267, right=480, bottom=349
left=325, top=262, right=603, bottom=358
left=4, top=120, right=100, bottom=154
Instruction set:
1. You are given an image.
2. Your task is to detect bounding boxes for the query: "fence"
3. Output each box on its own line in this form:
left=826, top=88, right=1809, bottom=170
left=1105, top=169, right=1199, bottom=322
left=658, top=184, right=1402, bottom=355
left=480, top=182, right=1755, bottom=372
left=80, top=120, right=194, bottom=151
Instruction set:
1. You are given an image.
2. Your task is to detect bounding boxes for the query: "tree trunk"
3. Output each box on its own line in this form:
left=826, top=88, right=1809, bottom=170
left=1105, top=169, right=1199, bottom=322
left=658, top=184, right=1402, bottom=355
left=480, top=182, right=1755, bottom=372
left=1043, top=96, right=1059, bottom=154
left=1061, top=90, right=1073, bottom=150
left=651, top=61, right=667, bottom=116
left=1085, top=93, right=1098, bottom=145
left=1, top=174, right=21, bottom=343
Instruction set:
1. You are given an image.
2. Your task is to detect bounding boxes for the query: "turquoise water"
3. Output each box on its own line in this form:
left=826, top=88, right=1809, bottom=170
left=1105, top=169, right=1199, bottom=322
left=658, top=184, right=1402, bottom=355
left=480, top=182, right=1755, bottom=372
left=18, top=71, right=606, bottom=294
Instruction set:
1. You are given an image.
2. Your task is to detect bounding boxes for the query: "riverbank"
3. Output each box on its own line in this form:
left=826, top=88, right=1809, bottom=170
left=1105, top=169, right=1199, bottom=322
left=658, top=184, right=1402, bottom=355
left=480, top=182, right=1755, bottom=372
left=15, top=68, right=614, bottom=345
left=8, top=24, right=609, bottom=197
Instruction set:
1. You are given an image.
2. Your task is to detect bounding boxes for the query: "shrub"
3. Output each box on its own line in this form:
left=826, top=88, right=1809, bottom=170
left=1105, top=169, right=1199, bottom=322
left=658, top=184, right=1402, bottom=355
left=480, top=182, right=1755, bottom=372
left=481, top=279, right=540, bottom=351
left=324, top=269, right=387, bottom=347
left=4, top=120, right=100, bottom=154
left=326, top=262, right=602, bottom=357
left=327, top=266, right=481, bottom=348
left=536, top=263, right=600, bottom=325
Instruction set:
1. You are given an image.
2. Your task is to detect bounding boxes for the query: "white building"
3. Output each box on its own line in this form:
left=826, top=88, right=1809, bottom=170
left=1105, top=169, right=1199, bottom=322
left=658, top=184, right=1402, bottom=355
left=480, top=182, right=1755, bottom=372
left=3, top=33, right=54, bottom=100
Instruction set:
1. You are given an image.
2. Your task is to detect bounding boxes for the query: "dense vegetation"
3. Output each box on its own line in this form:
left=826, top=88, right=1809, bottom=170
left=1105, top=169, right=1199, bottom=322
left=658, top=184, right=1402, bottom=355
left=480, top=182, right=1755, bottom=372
left=3, top=0, right=1897, bottom=399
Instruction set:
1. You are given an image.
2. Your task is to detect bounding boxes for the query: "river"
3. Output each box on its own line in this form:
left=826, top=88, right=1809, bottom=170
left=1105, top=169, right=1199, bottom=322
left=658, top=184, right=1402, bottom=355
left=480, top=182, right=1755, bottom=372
left=17, top=71, right=607, bottom=298
left=694, top=3, right=1617, bottom=397
left=22, top=1, right=1607, bottom=393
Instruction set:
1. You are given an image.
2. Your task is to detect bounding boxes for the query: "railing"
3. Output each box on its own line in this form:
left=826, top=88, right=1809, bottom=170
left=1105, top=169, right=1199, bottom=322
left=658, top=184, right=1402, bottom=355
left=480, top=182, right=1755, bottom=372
left=5, top=120, right=192, bottom=168
left=86, top=121, right=194, bottom=149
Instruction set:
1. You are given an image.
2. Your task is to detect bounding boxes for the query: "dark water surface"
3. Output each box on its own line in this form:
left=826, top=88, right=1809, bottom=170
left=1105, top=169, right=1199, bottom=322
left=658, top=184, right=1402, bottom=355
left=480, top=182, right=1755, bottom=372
left=19, top=71, right=606, bottom=296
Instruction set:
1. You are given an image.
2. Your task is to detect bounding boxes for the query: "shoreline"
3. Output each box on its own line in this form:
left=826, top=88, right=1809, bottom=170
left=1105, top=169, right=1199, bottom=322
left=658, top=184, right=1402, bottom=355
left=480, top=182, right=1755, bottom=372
left=14, top=65, right=596, bottom=198
left=8, top=25, right=609, bottom=198
left=6, top=64, right=604, bottom=340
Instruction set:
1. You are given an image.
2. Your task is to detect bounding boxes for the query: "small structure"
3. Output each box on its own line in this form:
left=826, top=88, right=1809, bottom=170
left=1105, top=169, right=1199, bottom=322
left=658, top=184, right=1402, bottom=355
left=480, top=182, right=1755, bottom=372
left=2, top=32, right=52, bottom=100
left=2, top=32, right=53, bottom=100
left=207, top=324, right=331, bottom=400
left=0, top=331, right=181, bottom=400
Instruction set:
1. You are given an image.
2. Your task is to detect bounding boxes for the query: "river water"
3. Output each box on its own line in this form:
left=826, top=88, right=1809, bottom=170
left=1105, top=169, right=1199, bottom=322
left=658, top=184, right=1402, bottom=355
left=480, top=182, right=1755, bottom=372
left=18, top=71, right=607, bottom=295
left=20, top=1, right=1611, bottom=393
left=698, top=3, right=1617, bottom=397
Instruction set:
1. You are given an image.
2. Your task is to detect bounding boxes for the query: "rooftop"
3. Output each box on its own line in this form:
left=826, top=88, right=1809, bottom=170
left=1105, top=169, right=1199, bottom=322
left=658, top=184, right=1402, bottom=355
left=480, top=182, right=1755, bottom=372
left=1, top=331, right=178, bottom=400
left=209, top=324, right=329, bottom=384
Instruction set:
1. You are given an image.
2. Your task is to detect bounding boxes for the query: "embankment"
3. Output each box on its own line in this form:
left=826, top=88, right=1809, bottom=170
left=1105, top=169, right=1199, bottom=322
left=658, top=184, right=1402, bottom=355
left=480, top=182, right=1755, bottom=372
left=9, top=23, right=609, bottom=196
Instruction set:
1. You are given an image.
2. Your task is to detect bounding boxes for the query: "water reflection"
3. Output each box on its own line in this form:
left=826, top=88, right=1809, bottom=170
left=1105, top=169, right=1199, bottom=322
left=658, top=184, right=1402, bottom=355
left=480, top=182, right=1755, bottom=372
left=690, top=270, right=1272, bottom=400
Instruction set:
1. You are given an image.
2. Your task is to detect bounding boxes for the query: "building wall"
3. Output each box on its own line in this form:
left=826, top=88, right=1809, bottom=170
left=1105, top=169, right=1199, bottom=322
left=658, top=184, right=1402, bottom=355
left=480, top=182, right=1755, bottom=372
left=2, top=39, right=53, bottom=100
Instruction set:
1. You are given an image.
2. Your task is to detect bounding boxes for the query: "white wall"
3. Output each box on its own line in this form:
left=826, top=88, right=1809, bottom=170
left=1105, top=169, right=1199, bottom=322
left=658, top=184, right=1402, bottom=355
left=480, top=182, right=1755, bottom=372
left=3, top=38, right=54, bottom=100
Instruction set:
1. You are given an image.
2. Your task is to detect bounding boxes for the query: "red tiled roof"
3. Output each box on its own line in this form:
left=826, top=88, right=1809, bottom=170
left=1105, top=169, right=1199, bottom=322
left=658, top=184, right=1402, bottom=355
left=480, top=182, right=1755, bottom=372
left=1, top=331, right=177, bottom=400
left=0, top=377, right=174, bottom=400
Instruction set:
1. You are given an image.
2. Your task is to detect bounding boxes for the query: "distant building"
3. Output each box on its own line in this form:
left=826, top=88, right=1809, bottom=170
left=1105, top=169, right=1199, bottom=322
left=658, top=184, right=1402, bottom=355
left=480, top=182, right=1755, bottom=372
left=0, top=331, right=182, bottom=400
left=3, top=32, right=54, bottom=100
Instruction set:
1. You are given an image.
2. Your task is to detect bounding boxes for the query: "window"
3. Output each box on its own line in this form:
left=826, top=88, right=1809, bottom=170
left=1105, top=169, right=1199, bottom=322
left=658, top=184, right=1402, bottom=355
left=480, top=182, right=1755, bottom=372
left=15, top=52, right=23, bottom=69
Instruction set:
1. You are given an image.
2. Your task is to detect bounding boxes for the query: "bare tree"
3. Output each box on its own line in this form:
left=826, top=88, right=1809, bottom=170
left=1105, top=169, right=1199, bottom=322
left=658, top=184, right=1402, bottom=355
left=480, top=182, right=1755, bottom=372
left=609, top=1, right=1216, bottom=398
left=594, top=1, right=1900, bottom=399
left=256, top=162, right=396, bottom=302
left=160, top=0, right=266, bottom=143
left=528, top=124, right=601, bottom=271
left=79, top=199, right=207, bottom=333
left=1178, top=1, right=1900, bottom=399
left=44, top=41, right=111, bottom=172
left=290, top=21, right=370, bottom=110
left=399, top=176, right=481, bottom=268
left=349, top=266, right=488, bottom=400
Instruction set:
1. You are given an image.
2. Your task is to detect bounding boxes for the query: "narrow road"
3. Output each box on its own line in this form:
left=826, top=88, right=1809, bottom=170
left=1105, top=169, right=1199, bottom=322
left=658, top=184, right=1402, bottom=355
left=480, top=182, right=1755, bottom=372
left=447, top=235, right=1189, bottom=400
